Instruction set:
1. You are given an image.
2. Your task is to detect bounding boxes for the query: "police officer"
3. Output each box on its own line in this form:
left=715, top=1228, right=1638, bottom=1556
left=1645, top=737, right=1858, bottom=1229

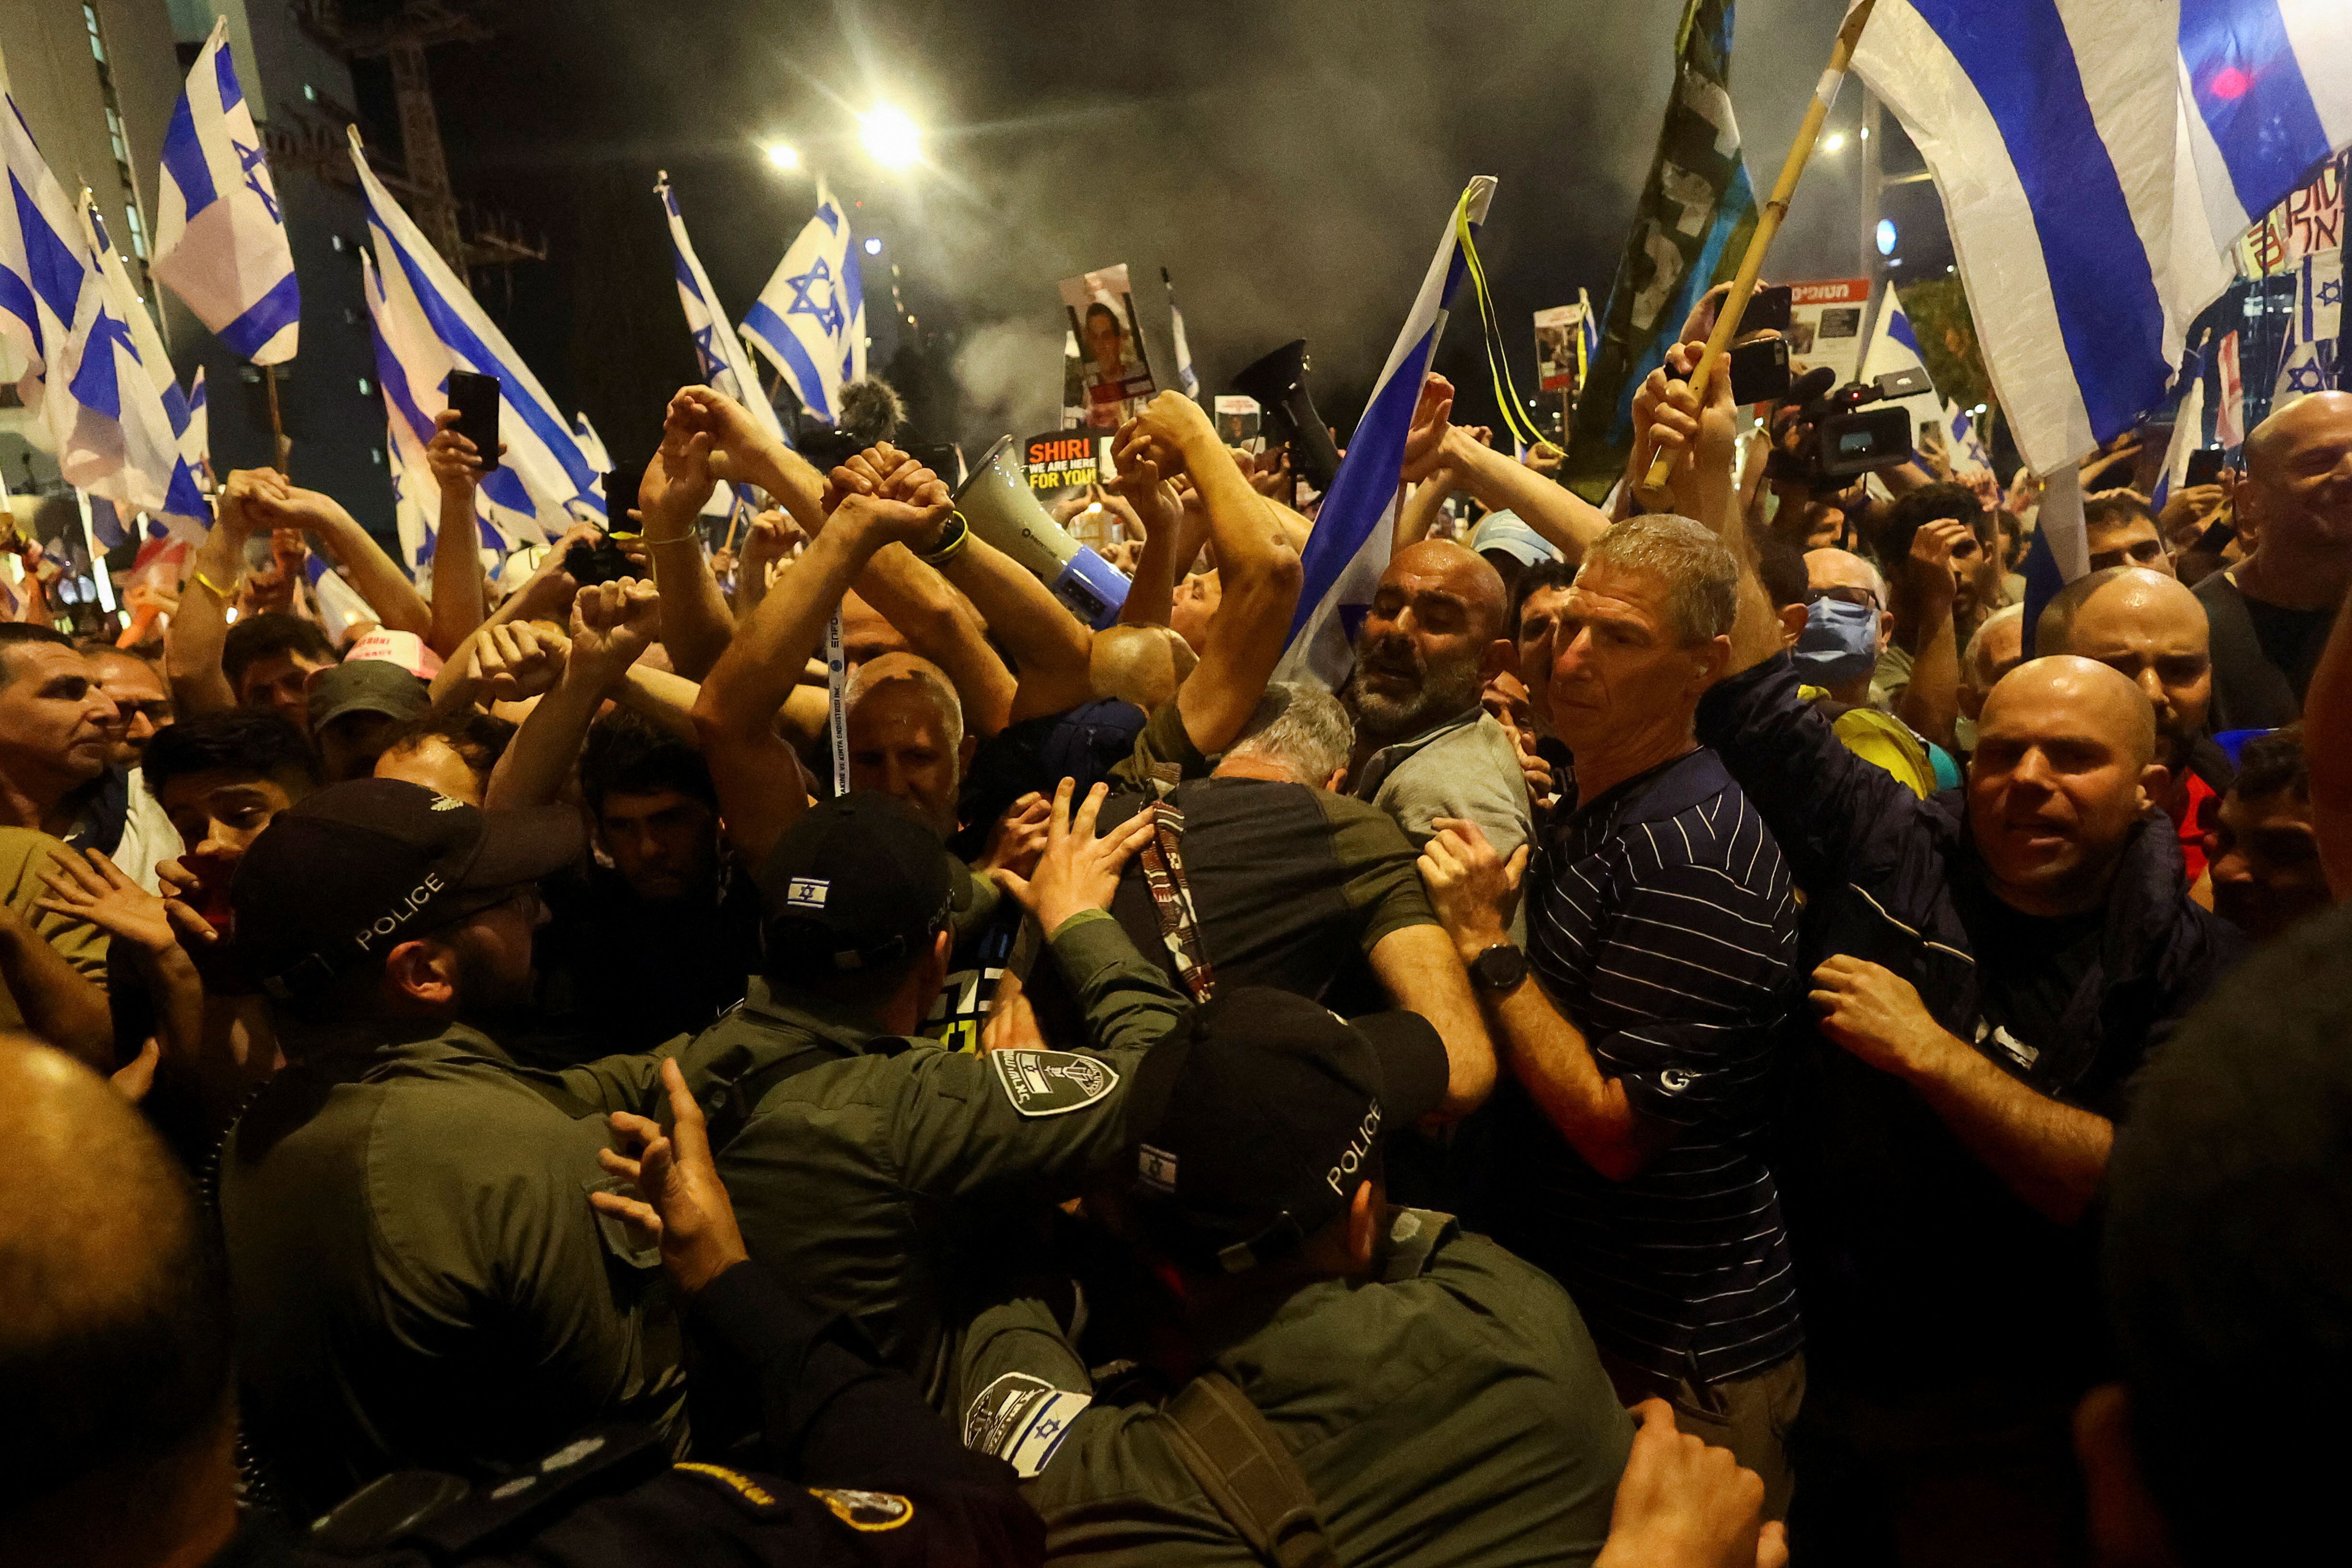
left=217, top=780, right=686, bottom=1512
left=953, top=988, right=1638, bottom=1567
left=0, top=1036, right=1041, bottom=1568
left=674, top=778, right=1185, bottom=1401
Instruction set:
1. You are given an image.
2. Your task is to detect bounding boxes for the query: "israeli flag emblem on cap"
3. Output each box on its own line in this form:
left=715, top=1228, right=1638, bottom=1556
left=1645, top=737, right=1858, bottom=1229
left=785, top=877, right=830, bottom=911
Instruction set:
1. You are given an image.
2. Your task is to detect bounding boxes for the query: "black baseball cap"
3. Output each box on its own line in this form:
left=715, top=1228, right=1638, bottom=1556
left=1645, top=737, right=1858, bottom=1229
left=306, top=658, right=430, bottom=733
left=230, top=778, right=583, bottom=999
left=757, top=792, right=955, bottom=982
left=1122, top=988, right=1450, bottom=1274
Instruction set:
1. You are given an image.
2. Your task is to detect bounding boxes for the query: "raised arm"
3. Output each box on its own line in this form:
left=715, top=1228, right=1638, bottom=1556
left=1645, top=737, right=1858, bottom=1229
left=485, top=578, right=662, bottom=811
left=638, top=403, right=735, bottom=683
left=673, top=384, right=830, bottom=534
left=1895, top=520, right=1968, bottom=753
left=691, top=451, right=953, bottom=866
left=852, top=544, right=1017, bottom=738
left=166, top=469, right=280, bottom=717
left=1119, top=393, right=1303, bottom=755
left=1405, top=376, right=1611, bottom=564
left=254, top=483, right=432, bottom=641
left=1111, top=456, right=1183, bottom=630
left=422, top=410, right=492, bottom=655
left=1636, top=344, right=1782, bottom=675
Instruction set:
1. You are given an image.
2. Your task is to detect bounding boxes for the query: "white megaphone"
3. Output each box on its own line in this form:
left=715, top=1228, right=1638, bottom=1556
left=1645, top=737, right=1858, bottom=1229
left=952, top=435, right=1130, bottom=629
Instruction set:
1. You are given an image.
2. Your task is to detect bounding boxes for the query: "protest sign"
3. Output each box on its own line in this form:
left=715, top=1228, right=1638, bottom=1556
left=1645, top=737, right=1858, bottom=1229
left=1059, top=265, right=1157, bottom=430
left=1024, top=430, right=1111, bottom=492
left=1786, top=278, right=1870, bottom=388
left=1533, top=304, right=1585, bottom=394
left=1213, top=394, right=1262, bottom=450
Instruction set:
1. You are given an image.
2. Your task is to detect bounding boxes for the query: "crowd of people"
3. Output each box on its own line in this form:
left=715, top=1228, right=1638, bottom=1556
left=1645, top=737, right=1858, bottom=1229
left=4, top=277, right=2351, bottom=1568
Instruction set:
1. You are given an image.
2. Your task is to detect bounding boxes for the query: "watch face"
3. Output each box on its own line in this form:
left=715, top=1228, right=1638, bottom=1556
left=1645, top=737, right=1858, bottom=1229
left=1473, top=945, right=1527, bottom=991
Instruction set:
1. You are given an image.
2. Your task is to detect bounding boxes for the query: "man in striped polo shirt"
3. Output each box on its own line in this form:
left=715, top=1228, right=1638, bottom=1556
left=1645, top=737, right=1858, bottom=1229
left=1420, top=514, right=1803, bottom=1517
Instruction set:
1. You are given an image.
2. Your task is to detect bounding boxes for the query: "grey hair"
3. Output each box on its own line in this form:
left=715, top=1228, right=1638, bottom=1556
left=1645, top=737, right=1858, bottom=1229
left=846, top=655, right=965, bottom=754
left=1577, top=514, right=1739, bottom=643
left=1224, top=681, right=1353, bottom=785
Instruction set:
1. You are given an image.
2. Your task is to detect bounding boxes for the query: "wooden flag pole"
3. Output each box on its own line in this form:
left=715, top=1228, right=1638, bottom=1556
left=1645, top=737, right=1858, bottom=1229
left=264, top=363, right=290, bottom=477
left=1637, top=0, right=1877, bottom=507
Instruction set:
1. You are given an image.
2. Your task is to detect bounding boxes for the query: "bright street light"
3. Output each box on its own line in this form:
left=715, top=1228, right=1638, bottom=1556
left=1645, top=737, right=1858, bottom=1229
left=1821, top=131, right=1847, bottom=153
left=765, top=142, right=800, bottom=172
left=862, top=236, right=882, bottom=255
left=860, top=104, right=921, bottom=170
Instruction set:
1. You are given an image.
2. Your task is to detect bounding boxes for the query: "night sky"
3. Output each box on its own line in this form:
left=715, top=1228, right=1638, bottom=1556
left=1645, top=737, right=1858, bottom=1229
left=415, top=0, right=1865, bottom=472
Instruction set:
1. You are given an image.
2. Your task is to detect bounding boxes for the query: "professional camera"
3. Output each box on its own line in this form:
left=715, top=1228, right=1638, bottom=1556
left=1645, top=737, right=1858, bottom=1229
left=1765, top=365, right=1934, bottom=492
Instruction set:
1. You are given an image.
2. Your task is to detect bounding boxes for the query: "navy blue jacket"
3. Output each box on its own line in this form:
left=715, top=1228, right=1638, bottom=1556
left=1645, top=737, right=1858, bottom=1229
left=1694, top=653, right=2244, bottom=1395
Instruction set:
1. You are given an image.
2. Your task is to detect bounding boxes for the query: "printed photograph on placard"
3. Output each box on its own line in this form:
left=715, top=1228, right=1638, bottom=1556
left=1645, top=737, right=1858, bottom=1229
left=1213, top=395, right=1262, bottom=451
left=1533, top=304, right=1584, bottom=394
left=1059, top=265, right=1157, bottom=430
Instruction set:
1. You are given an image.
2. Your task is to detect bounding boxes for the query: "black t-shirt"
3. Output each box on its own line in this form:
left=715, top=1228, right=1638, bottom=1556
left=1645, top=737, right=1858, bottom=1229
left=2242, top=594, right=2336, bottom=702
left=1950, top=881, right=2106, bottom=1095
left=524, top=858, right=762, bottom=1063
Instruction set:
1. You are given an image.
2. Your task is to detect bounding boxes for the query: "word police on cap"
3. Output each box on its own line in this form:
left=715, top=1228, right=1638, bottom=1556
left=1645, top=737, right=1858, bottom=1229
left=354, top=871, right=447, bottom=955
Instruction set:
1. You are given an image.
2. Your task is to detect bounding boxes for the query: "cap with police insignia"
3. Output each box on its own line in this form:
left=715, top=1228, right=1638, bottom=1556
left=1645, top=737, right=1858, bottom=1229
left=757, top=793, right=955, bottom=981
left=230, top=778, right=583, bottom=999
left=1119, top=988, right=1450, bottom=1274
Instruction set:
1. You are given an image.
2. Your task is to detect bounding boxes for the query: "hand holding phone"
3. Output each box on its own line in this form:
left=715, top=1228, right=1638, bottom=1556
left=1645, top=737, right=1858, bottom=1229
left=446, top=370, right=502, bottom=472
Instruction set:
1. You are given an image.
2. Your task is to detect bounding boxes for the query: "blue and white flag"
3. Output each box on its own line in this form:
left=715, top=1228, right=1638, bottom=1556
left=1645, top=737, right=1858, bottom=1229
left=741, top=178, right=865, bottom=426
left=1, top=54, right=101, bottom=464
left=2178, top=1, right=2352, bottom=261
left=1853, top=0, right=2237, bottom=480
left=181, top=366, right=209, bottom=488
left=2272, top=246, right=2342, bottom=402
left=1860, top=281, right=1944, bottom=442
left=1577, top=286, right=1600, bottom=376
left=1274, top=176, right=1495, bottom=690
left=150, top=18, right=297, bottom=364
left=1942, top=398, right=1993, bottom=476
left=353, top=128, right=599, bottom=553
left=86, top=196, right=210, bottom=537
left=573, top=410, right=611, bottom=472
left=1163, top=268, right=1199, bottom=400
left=359, top=251, right=442, bottom=567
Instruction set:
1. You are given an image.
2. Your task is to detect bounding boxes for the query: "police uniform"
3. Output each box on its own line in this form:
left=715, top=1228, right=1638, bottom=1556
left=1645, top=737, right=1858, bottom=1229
left=214, top=1259, right=1043, bottom=1568
left=215, top=781, right=690, bottom=1514
left=221, top=1021, right=687, bottom=1513
left=678, top=908, right=1188, bottom=1400
left=952, top=988, right=1637, bottom=1568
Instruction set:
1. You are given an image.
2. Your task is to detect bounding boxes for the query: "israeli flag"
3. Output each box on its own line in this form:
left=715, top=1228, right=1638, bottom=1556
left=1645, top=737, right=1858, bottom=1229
left=1853, top=0, right=2236, bottom=479
left=1274, top=177, right=1494, bottom=690
left=150, top=19, right=297, bottom=365
left=85, top=196, right=210, bottom=537
left=1942, top=398, right=1993, bottom=476
left=352, top=128, right=598, bottom=552
left=741, top=178, right=865, bottom=426
left=181, top=366, right=209, bottom=488
left=1859, top=282, right=1944, bottom=443
left=2154, top=369, right=2209, bottom=510
left=2, top=57, right=100, bottom=463
left=2178, top=0, right=2352, bottom=261
left=2272, top=248, right=2342, bottom=403
left=1577, top=285, right=1599, bottom=380
left=1164, top=268, right=1200, bottom=400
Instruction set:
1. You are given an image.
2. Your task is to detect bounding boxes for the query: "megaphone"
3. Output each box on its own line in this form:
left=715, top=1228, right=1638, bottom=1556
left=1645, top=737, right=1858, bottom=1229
left=1231, top=338, right=1342, bottom=494
left=952, top=435, right=1130, bottom=630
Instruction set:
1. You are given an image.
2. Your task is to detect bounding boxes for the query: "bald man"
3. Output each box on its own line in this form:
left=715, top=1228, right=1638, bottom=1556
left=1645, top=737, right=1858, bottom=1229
left=2195, top=389, right=2352, bottom=728
left=2039, top=566, right=2235, bottom=879
left=1696, top=602, right=2242, bottom=1558
left=1341, top=539, right=1532, bottom=876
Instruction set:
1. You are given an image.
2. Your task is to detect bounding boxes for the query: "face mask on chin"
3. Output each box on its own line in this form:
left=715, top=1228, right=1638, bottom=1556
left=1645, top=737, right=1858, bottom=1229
left=1795, top=598, right=1881, bottom=688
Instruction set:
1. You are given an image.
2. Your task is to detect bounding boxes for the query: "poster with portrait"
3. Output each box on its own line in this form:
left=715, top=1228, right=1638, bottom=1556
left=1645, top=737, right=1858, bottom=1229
left=1533, top=303, right=1585, bottom=394
left=1213, top=394, right=1262, bottom=451
left=1785, top=279, right=1870, bottom=387
left=1059, top=264, right=1158, bottom=431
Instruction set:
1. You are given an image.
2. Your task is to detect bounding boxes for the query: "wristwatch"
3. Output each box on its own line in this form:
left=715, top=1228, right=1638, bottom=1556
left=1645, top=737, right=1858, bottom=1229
left=1468, top=943, right=1529, bottom=994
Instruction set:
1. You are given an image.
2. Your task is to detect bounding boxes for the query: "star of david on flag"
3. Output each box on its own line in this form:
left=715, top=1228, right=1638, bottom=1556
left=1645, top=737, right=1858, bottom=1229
left=743, top=177, right=867, bottom=425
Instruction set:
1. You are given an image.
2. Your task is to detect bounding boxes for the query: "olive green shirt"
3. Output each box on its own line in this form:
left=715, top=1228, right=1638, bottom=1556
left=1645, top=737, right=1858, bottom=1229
left=0, top=826, right=109, bottom=1030
left=956, top=1210, right=1633, bottom=1568
left=678, top=910, right=1189, bottom=1400
left=220, top=1022, right=686, bottom=1512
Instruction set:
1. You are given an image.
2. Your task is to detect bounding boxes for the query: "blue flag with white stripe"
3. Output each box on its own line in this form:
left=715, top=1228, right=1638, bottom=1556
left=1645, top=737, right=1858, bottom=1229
left=86, top=196, right=210, bottom=537
left=2178, top=0, right=2352, bottom=260
left=658, top=172, right=787, bottom=441
left=1274, top=176, right=1495, bottom=691
left=742, top=178, right=866, bottom=427
left=352, top=128, right=598, bottom=553
left=151, top=19, right=296, bottom=365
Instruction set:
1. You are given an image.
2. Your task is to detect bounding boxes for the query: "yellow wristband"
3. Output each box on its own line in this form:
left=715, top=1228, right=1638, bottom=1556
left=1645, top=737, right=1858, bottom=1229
left=645, top=532, right=701, bottom=548
left=191, top=569, right=237, bottom=600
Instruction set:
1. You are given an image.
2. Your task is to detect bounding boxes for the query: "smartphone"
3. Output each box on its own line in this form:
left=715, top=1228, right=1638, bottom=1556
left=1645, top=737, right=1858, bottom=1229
left=1742, top=284, right=1794, bottom=335
left=602, top=459, right=645, bottom=536
left=1728, top=336, right=1792, bottom=404
left=2184, top=446, right=2226, bottom=488
left=446, top=370, right=502, bottom=471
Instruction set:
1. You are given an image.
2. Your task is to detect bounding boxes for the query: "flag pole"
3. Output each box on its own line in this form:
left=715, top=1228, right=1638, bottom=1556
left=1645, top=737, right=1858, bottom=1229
left=264, top=363, right=289, bottom=476
left=1637, top=0, right=1876, bottom=507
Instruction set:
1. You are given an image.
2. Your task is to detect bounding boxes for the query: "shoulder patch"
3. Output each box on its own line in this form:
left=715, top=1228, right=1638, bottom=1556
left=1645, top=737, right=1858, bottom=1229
left=674, top=1461, right=781, bottom=1515
left=990, top=1049, right=1121, bottom=1118
left=808, top=1487, right=916, bottom=1532
left=963, top=1371, right=1092, bottom=1478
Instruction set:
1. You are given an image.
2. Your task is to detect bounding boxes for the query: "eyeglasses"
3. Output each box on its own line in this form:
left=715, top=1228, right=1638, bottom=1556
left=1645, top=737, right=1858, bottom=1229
left=1804, top=585, right=1882, bottom=612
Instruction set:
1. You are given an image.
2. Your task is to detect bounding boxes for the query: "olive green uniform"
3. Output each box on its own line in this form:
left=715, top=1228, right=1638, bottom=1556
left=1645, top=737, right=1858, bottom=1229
left=220, top=1023, right=686, bottom=1512
left=676, top=910, right=1188, bottom=1400
left=956, top=1209, right=1635, bottom=1568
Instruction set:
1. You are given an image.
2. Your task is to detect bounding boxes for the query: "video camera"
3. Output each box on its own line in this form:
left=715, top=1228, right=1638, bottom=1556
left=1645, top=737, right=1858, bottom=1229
left=1765, top=365, right=1934, bottom=492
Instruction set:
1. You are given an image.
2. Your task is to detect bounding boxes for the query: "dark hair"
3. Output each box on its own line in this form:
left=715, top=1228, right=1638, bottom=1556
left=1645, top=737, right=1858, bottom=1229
left=142, top=710, right=319, bottom=798
left=1084, top=302, right=1122, bottom=338
left=1506, top=558, right=1578, bottom=642
left=221, top=612, right=333, bottom=690
left=0, top=621, right=72, bottom=685
left=1750, top=527, right=1810, bottom=612
left=379, top=708, right=516, bottom=792
left=2233, top=723, right=2308, bottom=803
left=0, top=1115, right=231, bottom=1507
left=580, top=708, right=715, bottom=818
left=1875, top=481, right=1986, bottom=570
left=2082, top=491, right=2156, bottom=533
left=2102, top=899, right=2352, bottom=1564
